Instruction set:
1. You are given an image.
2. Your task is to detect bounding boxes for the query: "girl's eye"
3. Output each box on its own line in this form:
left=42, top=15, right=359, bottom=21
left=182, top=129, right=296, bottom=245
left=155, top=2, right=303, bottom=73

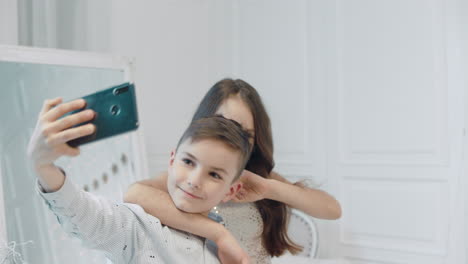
left=209, top=172, right=222, bottom=180
left=182, top=158, right=193, bottom=166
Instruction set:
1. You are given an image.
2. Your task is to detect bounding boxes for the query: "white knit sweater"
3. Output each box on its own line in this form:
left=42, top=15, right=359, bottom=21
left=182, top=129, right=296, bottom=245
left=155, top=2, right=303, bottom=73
left=36, top=173, right=219, bottom=264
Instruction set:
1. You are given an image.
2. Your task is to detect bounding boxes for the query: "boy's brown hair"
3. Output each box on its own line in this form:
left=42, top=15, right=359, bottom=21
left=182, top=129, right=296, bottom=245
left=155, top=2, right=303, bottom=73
left=175, top=115, right=252, bottom=181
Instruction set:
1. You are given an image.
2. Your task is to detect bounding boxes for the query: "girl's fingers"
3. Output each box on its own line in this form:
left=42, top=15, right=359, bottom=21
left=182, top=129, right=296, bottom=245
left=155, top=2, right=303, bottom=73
left=46, top=123, right=95, bottom=146
left=43, top=99, right=86, bottom=122
left=46, top=109, right=95, bottom=134
left=40, top=97, right=63, bottom=116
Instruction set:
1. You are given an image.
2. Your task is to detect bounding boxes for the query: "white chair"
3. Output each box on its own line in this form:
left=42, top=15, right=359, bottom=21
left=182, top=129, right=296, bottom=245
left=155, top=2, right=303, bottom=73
left=288, top=209, right=319, bottom=258
left=271, top=209, right=350, bottom=264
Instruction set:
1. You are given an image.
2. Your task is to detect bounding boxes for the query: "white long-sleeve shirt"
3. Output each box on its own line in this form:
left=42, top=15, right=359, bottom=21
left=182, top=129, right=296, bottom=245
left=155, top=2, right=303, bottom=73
left=36, top=173, right=220, bottom=264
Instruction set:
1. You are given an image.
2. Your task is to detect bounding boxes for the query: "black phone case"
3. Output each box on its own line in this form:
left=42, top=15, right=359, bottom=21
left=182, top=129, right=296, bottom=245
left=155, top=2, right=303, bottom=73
left=65, top=82, right=139, bottom=147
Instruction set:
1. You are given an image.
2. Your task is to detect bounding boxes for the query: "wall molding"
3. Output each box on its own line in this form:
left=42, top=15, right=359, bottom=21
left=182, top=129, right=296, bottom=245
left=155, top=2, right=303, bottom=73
left=334, top=0, right=449, bottom=167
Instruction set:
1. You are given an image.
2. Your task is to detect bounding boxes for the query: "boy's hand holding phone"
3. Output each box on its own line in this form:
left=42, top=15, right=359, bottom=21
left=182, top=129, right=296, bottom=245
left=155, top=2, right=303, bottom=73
left=27, top=83, right=139, bottom=191
left=27, top=97, right=96, bottom=192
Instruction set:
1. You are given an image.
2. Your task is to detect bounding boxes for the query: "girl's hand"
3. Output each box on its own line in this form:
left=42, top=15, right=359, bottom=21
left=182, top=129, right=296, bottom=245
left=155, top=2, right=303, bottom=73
left=232, top=170, right=270, bottom=203
left=216, top=231, right=250, bottom=264
left=27, top=97, right=96, bottom=168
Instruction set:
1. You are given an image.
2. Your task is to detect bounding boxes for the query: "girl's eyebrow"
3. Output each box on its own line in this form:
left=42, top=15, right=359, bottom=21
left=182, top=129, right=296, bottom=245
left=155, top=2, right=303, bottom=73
left=245, top=129, right=255, bottom=138
left=182, top=151, right=228, bottom=175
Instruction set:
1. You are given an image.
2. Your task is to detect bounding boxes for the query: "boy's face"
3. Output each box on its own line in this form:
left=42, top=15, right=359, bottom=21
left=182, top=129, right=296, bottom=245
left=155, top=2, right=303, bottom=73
left=167, top=138, right=242, bottom=214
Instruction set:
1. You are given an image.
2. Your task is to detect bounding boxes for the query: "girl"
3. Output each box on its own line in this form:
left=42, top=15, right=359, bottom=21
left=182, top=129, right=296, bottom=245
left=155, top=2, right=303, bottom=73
left=125, top=78, right=341, bottom=263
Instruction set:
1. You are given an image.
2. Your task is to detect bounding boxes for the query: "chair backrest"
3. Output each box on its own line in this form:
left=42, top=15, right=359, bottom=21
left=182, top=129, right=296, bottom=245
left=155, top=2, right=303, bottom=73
left=287, top=209, right=319, bottom=258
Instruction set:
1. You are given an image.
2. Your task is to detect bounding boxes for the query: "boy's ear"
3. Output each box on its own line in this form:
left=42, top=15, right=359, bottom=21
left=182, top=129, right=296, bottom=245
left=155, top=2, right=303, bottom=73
left=169, top=150, right=176, bottom=167
left=222, top=181, right=242, bottom=203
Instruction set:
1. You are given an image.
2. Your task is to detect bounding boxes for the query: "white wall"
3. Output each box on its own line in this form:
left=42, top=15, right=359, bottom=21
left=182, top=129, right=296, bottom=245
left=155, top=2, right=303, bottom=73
left=230, top=0, right=467, bottom=262
left=0, top=0, right=18, bottom=45
left=108, top=1, right=237, bottom=174
left=313, top=1, right=466, bottom=263
left=462, top=0, right=468, bottom=260
left=463, top=0, right=468, bottom=258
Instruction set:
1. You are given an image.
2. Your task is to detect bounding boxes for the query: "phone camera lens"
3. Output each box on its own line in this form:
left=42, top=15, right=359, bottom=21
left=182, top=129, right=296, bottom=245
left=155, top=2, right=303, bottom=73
left=110, top=105, right=120, bottom=115
left=113, top=86, right=129, bottom=95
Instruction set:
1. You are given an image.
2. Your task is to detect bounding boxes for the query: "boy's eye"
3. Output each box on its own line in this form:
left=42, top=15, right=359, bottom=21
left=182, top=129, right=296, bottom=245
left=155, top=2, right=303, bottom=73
left=209, top=172, right=222, bottom=180
left=182, top=158, right=193, bottom=166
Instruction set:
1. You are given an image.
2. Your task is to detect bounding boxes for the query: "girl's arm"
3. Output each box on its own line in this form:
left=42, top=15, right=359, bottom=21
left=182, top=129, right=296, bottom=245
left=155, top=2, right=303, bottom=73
left=234, top=170, right=342, bottom=220
left=269, top=171, right=341, bottom=219
left=124, top=172, right=250, bottom=263
left=124, top=172, right=227, bottom=242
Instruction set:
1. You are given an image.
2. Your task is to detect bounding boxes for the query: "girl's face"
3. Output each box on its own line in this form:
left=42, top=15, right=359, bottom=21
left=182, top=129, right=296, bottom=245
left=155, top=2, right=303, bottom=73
left=215, top=95, right=255, bottom=145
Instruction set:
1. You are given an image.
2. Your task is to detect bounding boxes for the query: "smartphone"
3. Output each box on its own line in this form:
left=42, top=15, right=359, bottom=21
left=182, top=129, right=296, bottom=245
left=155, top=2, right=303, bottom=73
left=63, top=82, right=139, bottom=147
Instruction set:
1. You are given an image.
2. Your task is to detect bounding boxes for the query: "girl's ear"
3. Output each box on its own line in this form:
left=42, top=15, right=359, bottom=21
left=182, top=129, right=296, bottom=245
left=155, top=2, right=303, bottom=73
left=222, top=181, right=242, bottom=203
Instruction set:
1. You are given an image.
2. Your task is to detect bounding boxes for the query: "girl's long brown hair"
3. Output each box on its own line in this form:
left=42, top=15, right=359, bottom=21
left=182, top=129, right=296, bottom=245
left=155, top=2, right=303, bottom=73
left=192, top=78, right=302, bottom=256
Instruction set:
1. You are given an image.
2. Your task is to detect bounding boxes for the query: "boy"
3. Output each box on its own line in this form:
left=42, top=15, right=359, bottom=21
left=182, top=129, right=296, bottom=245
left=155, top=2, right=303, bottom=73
left=27, top=98, right=251, bottom=263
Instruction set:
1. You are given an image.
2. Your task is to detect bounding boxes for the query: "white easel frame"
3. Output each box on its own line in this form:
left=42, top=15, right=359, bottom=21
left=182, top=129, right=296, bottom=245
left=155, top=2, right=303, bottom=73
left=0, top=44, right=150, bottom=244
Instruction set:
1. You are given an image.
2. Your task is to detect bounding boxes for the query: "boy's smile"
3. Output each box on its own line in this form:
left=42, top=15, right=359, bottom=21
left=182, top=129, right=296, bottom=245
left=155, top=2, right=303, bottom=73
left=177, top=185, right=202, bottom=199
left=167, top=138, right=242, bottom=214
